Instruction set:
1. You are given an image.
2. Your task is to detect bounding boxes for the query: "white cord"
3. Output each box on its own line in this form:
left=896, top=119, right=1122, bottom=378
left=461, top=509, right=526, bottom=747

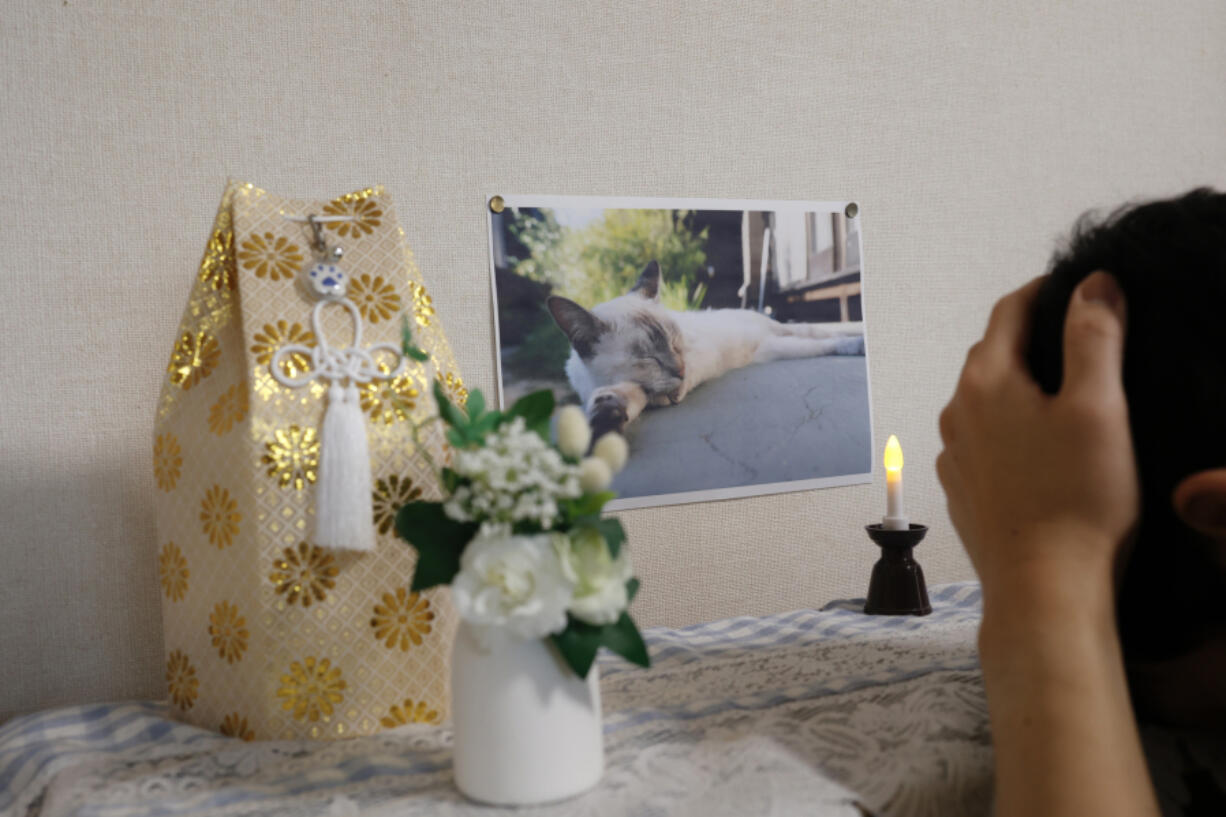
left=282, top=214, right=356, bottom=223
left=269, top=211, right=393, bottom=553
left=270, top=298, right=405, bottom=389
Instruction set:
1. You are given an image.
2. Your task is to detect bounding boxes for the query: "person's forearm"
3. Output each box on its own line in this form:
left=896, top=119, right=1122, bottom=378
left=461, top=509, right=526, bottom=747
left=978, top=571, right=1160, bottom=817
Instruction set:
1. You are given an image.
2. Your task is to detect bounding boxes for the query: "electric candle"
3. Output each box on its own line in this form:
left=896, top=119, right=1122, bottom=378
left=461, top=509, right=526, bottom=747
left=883, top=435, right=907, bottom=531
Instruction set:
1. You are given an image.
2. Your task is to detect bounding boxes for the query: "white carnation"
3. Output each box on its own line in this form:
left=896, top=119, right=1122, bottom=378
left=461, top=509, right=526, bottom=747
left=558, top=527, right=633, bottom=626
left=452, top=528, right=574, bottom=641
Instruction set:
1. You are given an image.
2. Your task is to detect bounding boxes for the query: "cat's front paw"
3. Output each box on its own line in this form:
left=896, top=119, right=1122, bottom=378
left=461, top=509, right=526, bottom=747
left=588, top=393, right=628, bottom=441
left=649, top=383, right=686, bottom=407
left=833, top=336, right=865, bottom=356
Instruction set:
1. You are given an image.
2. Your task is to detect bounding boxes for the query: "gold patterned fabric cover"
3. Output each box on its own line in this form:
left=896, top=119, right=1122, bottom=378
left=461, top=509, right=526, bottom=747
left=152, top=181, right=465, bottom=740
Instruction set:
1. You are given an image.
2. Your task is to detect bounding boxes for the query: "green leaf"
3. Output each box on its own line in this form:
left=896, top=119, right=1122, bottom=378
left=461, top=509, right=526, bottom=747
left=626, top=577, right=640, bottom=603
left=550, top=610, right=651, bottom=678
left=507, top=390, right=555, bottom=428
left=595, top=517, right=626, bottom=559
left=434, top=381, right=469, bottom=430
left=511, top=519, right=544, bottom=536
left=526, top=415, right=551, bottom=442
left=446, top=428, right=467, bottom=449
left=400, top=316, right=415, bottom=353
left=394, top=501, right=478, bottom=592
left=466, top=389, right=485, bottom=420
left=469, top=411, right=502, bottom=440
left=401, top=316, right=430, bottom=362
left=602, top=613, right=650, bottom=668
left=440, top=467, right=461, bottom=494
left=550, top=619, right=603, bottom=679
left=562, top=491, right=616, bottom=521
left=566, top=514, right=625, bottom=558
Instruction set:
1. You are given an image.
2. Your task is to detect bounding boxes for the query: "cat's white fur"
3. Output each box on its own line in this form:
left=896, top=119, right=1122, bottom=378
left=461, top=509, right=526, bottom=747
left=566, top=298, right=863, bottom=405
left=550, top=261, right=864, bottom=439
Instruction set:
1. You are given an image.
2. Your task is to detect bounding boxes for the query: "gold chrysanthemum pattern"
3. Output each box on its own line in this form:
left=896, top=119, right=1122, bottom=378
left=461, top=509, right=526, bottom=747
left=166, top=650, right=199, bottom=711
left=198, top=223, right=236, bottom=292
left=436, top=370, right=468, bottom=407
left=155, top=183, right=466, bottom=740
left=371, top=588, right=434, bottom=651
left=409, top=281, right=435, bottom=327
left=349, top=274, right=401, bottom=324
left=251, top=321, right=316, bottom=380
left=158, top=542, right=189, bottom=602
left=237, top=232, right=304, bottom=281
left=371, top=474, right=422, bottom=536
left=322, top=194, right=382, bottom=238
left=262, top=425, right=319, bottom=490
left=220, top=712, right=255, bottom=741
left=359, top=369, right=419, bottom=425
left=380, top=699, right=440, bottom=729
left=207, top=382, right=249, bottom=436
left=153, top=433, right=182, bottom=492
left=168, top=331, right=221, bottom=390
left=270, top=542, right=339, bottom=608
left=208, top=601, right=249, bottom=664
left=278, top=656, right=347, bottom=722
left=200, top=484, right=241, bottom=549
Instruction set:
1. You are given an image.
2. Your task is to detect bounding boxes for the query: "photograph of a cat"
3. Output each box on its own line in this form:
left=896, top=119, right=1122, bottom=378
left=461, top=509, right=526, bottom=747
left=548, top=260, right=866, bottom=442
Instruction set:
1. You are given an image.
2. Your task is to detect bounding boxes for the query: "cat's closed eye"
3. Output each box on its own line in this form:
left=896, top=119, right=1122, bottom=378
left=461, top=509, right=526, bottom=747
left=652, top=357, right=683, bottom=381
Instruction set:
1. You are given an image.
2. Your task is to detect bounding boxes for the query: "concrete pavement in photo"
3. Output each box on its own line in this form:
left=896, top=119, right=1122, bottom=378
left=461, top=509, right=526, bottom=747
left=612, top=355, right=872, bottom=499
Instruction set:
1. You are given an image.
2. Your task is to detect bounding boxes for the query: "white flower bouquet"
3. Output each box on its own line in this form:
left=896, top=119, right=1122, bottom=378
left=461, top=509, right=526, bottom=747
left=396, top=325, right=649, bottom=678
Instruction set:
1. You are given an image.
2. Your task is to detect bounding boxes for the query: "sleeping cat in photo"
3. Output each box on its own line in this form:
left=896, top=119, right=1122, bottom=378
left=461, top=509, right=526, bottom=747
left=547, top=260, right=865, bottom=442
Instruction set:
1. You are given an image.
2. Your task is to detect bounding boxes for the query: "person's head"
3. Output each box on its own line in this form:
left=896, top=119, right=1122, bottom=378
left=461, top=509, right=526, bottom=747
left=1027, top=189, right=1226, bottom=676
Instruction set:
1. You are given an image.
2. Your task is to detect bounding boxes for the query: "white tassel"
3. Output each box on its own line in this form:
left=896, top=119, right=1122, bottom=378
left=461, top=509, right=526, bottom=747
left=315, top=382, right=375, bottom=552
left=268, top=266, right=404, bottom=555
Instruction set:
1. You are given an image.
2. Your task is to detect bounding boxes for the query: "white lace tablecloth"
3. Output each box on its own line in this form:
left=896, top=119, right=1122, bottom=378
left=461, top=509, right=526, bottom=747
left=1, top=584, right=992, bottom=817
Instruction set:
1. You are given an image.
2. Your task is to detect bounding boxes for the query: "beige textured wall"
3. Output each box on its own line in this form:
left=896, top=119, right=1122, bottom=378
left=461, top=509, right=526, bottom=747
left=1, top=1, right=1224, bottom=720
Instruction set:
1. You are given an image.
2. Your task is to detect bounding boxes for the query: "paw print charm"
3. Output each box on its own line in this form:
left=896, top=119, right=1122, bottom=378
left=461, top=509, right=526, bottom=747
left=306, top=262, right=347, bottom=299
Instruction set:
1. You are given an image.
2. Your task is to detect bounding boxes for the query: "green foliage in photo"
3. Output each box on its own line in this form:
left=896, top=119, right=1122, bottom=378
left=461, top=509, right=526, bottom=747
left=508, top=208, right=710, bottom=311
left=506, top=317, right=573, bottom=379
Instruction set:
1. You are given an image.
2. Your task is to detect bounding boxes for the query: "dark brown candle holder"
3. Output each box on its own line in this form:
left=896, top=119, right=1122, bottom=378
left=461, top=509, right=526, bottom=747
left=864, top=523, right=932, bottom=616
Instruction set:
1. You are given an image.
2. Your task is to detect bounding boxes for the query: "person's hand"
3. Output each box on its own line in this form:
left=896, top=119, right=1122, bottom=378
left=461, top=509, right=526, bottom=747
left=936, top=272, right=1138, bottom=607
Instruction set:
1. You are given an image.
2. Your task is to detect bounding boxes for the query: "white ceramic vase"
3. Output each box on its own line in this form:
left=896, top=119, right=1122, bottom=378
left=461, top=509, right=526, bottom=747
left=450, top=622, right=604, bottom=805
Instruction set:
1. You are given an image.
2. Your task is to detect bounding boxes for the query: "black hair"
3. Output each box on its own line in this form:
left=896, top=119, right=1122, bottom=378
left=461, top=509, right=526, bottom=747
left=1027, top=188, right=1226, bottom=662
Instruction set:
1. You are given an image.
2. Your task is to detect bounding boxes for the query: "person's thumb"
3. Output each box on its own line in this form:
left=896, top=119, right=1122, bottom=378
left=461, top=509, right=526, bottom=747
left=1061, top=271, right=1128, bottom=400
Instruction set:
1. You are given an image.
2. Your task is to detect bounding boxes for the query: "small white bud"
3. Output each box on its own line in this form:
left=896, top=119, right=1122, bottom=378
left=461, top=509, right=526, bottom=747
left=556, top=405, right=592, bottom=459
left=592, top=433, right=629, bottom=473
left=578, top=457, right=613, bottom=494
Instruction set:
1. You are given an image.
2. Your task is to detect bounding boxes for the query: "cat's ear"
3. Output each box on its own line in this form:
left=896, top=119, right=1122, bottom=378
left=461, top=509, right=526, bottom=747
left=547, top=296, right=606, bottom=359
left=631, top=260, right=661, bottom=300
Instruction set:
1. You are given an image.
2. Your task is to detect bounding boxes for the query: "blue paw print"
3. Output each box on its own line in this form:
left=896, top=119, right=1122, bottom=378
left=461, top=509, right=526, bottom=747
left=307, top=263, right=347, bottom=298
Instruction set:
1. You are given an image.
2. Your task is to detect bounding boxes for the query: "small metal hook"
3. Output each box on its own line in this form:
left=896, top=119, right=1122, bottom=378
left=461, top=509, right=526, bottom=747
left=306, top=214, right=328, bottom=255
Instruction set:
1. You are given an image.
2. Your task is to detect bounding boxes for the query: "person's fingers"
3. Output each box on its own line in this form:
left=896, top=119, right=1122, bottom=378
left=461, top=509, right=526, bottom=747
left=936, top=449, right=971, bottom=545
left=935, top=449, right=956, bottom=491
left=938, top=404, right=956, bottom=445
left=980, top=276, right=1046, bottom=366
left=1061, top=272, right=1128, bottom=402
left=1172, top=469, right=1226, bottom=538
